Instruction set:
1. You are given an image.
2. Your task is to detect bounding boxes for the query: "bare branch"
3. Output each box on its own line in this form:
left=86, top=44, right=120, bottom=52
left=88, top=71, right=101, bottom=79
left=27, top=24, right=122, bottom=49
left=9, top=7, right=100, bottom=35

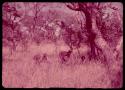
left=65, top=3, right=81, bottom=11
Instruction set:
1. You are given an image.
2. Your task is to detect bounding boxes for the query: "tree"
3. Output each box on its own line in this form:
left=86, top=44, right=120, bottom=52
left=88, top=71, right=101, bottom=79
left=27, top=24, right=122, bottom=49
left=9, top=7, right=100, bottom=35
left=2, top=3, right=21, bottom=51
left=65, top=2, right=123, bottom=66
left=2, top=3, right=30, bottom=52
left=66, top=3, right=123, bottom=87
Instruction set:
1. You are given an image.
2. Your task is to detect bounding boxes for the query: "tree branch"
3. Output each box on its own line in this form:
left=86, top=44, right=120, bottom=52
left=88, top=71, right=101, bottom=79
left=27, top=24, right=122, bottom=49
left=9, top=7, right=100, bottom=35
left=65, top=3, right=81, bottom=11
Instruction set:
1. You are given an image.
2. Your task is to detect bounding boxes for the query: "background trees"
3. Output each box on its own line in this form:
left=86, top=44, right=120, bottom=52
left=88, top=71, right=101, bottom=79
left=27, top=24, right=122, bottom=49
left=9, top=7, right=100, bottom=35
left=2, top=3, right=22, bottom=51
left=2, top=2, right=122, bottom=61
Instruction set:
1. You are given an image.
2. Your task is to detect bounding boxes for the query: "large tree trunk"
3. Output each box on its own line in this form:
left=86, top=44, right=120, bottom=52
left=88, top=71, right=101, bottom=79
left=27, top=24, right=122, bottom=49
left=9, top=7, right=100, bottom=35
left=84, top=10, right=116, bottom=67
left=91, top=16, right=123, bottom=86
left=91, top=12, right=116, bottom=68
left=84, top=11, right=97, bottom=60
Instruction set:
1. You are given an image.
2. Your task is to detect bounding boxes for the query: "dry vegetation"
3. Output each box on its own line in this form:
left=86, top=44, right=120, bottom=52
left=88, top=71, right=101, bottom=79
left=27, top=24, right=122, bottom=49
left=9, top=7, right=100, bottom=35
left=2, top=2, right=123, bottom=88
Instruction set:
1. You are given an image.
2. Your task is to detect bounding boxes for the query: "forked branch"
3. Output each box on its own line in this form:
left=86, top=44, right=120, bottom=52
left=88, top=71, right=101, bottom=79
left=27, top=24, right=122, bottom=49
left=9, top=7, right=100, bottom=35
left=65, top=3, right=81, bottom=11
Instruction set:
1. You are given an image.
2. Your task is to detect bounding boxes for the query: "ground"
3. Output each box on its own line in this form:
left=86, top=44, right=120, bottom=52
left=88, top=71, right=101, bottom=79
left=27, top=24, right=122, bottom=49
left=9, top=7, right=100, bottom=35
left=2, top=40, right=111, bottom=88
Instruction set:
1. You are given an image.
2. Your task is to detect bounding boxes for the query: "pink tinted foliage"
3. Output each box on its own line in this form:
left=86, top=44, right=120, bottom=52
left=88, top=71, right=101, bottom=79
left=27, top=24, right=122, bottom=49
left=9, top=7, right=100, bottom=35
left=2, top=3, right=123, bottom=88
left=59, top=50, right=72, bottom=64
left=33, top=54, right=42, bottom=64
left=111, top=71, right=123, bottom=88
left=33, top=53, right=48, bottom=65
